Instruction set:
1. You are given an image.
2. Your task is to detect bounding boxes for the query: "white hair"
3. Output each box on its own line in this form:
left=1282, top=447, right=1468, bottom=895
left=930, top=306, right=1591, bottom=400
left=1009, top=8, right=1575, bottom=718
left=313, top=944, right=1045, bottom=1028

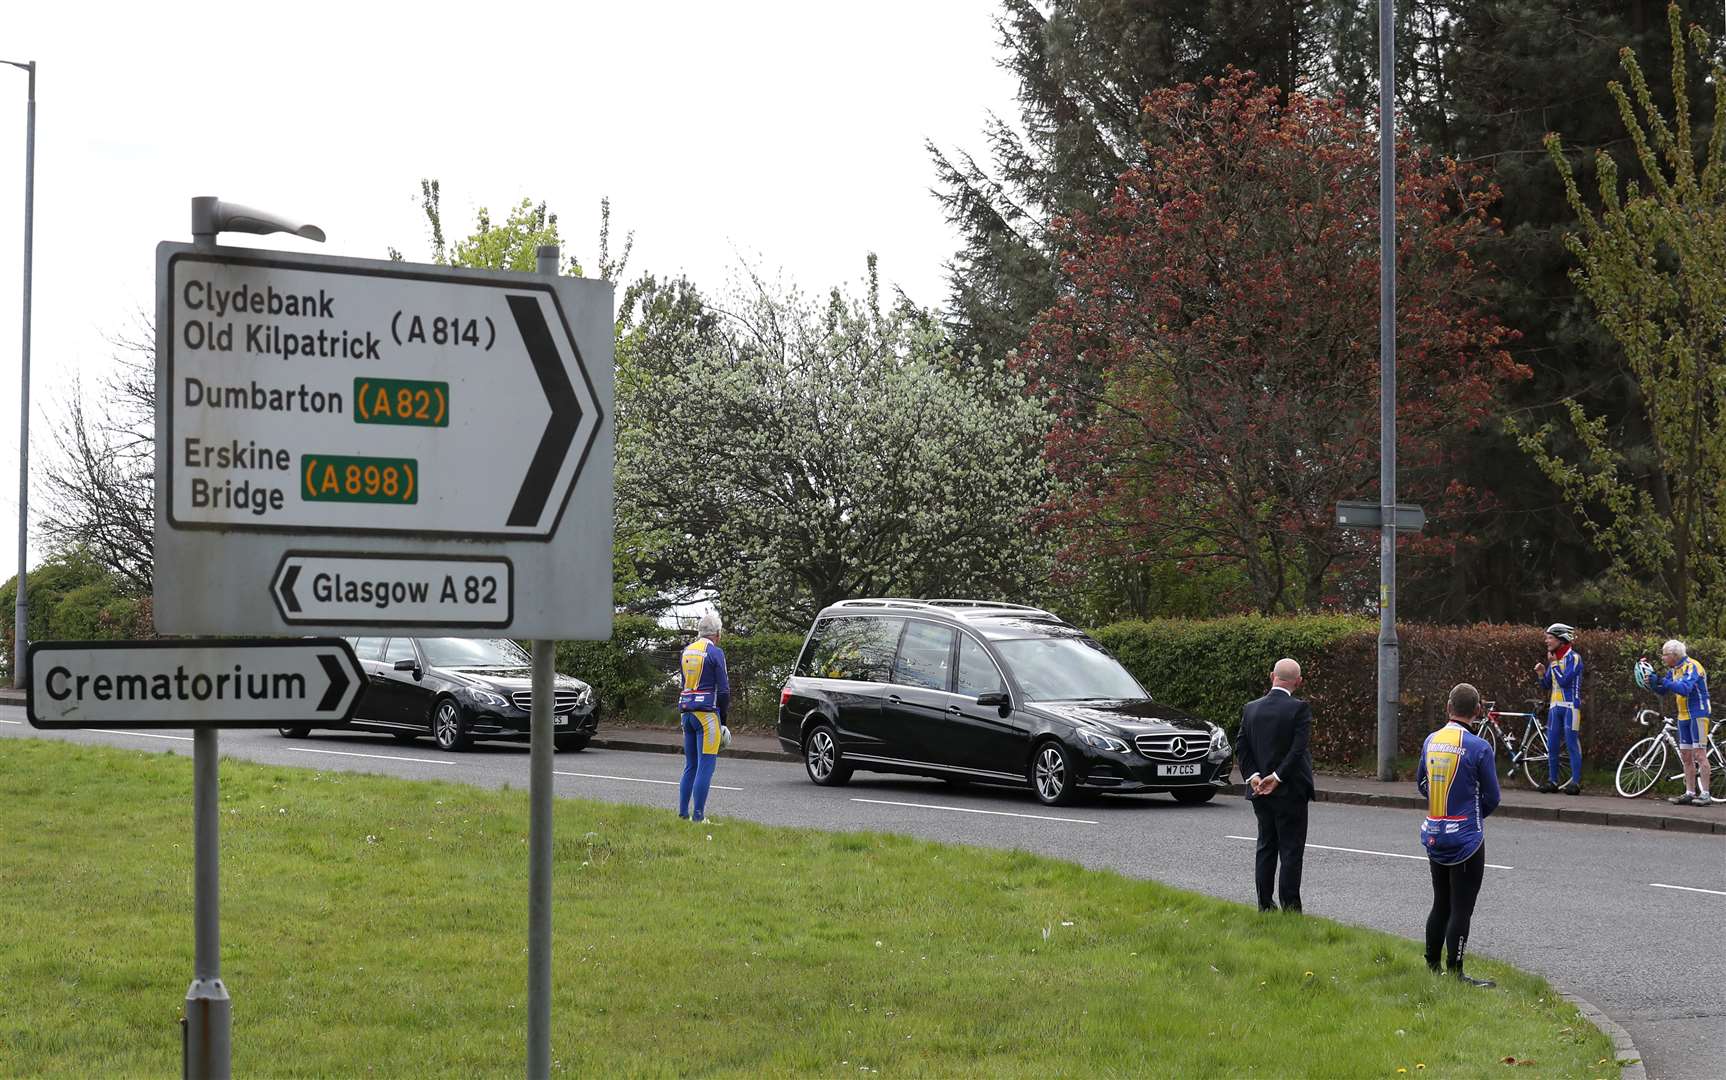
left=698, top=611, right=723, bottom=637
left=1663, top=638, right=1687, bottom=659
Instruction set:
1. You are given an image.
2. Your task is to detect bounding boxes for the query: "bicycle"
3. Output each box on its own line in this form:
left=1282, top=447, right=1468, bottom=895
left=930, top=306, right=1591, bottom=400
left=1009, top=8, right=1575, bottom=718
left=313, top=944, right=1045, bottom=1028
left=1614, top=708, right=1726, bottom=799
left=1472, top=700, right=1553, bottom=789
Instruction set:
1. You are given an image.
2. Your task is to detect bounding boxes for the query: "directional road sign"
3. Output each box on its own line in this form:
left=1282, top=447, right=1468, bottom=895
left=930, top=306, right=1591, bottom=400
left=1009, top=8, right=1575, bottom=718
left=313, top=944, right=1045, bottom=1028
left=25, top=638, right=364, bottom=728
left=152, top=244, right=614, bottom=639
left=1335, top=501, right=1426, bottom=532
left=271, top=551, right=513, bottom=628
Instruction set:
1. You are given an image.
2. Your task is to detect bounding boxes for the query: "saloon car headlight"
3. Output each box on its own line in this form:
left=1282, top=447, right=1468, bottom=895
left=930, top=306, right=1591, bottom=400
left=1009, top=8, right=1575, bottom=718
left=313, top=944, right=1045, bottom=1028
left=1079, top=729, right=1131, bottom=753
left=573, top=685, right=593, bottom=706
left=464, top=688, right=509, bottom=709
left=1209, top=726, right=1231, bottom=755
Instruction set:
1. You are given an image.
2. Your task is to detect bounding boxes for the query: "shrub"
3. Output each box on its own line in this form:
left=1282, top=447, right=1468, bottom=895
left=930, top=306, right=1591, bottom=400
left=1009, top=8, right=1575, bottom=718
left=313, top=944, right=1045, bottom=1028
left=1093, top=616, right=1714, bottom=772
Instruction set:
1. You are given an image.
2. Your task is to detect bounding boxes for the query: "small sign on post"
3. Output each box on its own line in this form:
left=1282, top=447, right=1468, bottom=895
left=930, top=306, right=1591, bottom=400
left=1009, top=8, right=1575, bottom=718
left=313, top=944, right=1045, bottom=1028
left=25, top=639, right=364, bottom=729
left=1335, top=500, right=1426, bottom=532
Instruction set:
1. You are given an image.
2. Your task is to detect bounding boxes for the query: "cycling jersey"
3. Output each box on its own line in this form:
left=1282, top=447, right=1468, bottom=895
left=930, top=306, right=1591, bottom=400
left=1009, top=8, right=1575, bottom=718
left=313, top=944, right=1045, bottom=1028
left=1652, top=657, right=1711, bottom=723
left=1539, top=644, right=1583, bottom=710
left=1417, top=723, right=1500, bottom=865
left=678, top=636, right=731, bottom=821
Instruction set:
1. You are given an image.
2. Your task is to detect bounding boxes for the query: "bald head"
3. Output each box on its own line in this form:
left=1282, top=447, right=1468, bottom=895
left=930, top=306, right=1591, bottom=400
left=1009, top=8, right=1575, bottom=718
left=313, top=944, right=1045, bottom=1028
left=1272, top=658, right=1302, bottom=690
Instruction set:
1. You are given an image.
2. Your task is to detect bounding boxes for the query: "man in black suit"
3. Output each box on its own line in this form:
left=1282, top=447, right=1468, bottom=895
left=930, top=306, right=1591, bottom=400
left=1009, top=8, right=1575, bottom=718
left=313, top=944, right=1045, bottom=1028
left=1237, top=658, right=1315, bottom=913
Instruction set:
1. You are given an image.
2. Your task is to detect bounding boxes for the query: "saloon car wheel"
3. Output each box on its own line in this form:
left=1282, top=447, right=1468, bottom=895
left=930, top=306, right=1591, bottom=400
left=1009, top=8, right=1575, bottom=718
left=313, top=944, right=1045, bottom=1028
left=804, top=724, right=852, bottom=786
left=1171, top=787, right=1217, bottom=805
left=432, top=699, right=470, bottom=752
left=1031, top=740, right=1079, bottom=806
left=555, top=734, right=589, bottom=753
left=277, top=726, right=310, bottom=739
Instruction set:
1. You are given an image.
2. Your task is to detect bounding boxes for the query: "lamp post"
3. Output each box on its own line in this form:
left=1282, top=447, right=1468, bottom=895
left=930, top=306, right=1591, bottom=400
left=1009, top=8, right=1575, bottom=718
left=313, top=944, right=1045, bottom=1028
left=1375, top=0, right=1399, bottom=780
left=3, top=59, right=32, bottom=689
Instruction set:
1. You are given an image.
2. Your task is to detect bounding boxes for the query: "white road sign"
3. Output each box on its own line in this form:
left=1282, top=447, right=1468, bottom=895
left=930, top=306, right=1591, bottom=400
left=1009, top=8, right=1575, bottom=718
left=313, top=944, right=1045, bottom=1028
left=164, top=250, right=598, bottom=538
left=26, top=639, right=364, bottom=728
left=152, top=244, right=615, bottom=639
left=271, top=551, right=512, bottom=628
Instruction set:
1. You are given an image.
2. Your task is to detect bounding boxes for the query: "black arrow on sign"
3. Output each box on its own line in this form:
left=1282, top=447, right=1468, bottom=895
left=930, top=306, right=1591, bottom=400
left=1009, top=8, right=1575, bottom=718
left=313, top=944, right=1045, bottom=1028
left=278, top=563, right=303, bottom=614
left=317, top=653, right=350, bottom=712
left=506, top=294, right=582, bottom=528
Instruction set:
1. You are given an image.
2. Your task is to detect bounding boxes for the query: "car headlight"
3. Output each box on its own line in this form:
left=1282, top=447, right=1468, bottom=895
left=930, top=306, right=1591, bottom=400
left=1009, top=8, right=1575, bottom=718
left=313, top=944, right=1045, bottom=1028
left=573, top=685, right=593, bottom=707
left=1209, top=725, right=1231, bottom=755
left=464, top=687, right=509, bottom=709
left=1079, top=729, right=1131, bottom=753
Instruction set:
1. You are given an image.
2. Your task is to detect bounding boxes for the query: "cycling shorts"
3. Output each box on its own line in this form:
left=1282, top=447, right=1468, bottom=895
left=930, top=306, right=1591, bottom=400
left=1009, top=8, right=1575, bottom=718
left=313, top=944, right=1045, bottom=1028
left=1677, top=717, right=1709, bottom=750
left=1549, top=704, right=1580, bottom=731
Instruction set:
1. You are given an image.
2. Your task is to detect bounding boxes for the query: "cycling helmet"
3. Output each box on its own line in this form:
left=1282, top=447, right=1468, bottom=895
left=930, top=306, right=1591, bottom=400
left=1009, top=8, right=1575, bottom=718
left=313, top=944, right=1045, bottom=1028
left=1544, top=622, right=1576, bottom=642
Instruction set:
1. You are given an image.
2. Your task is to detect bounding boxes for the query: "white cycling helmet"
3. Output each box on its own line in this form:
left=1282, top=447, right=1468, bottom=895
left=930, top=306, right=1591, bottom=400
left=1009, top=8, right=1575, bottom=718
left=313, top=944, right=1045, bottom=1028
left=1544, top=622, right=1576, bottom=642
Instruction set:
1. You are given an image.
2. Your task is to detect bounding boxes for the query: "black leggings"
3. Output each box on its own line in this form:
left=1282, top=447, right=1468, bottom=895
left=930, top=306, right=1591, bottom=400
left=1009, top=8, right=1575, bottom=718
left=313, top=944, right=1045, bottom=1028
left=1426, top=845, right=1486, bottom=972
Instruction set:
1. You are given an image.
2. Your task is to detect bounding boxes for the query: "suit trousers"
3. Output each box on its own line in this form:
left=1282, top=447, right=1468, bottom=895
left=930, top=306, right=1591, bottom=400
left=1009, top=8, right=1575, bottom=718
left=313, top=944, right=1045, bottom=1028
left=1251, top=796, right=1308, bottom=911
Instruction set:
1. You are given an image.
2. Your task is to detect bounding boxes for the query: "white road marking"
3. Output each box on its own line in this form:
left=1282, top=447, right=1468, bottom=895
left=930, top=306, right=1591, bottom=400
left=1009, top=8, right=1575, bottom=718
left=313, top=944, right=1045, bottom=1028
left=1650, top=883, right=1726, bottom=897
left=115, top=731, right=195, bottom=743
left=0, top=718, right=23, bottom=724
left=289, top=747, right=461, bottom=766
left=852, top=797, right=1098, bottom=825
left=1224, top=835, right=1512, bottom=871
left=555, top=770, right=743, bottom=792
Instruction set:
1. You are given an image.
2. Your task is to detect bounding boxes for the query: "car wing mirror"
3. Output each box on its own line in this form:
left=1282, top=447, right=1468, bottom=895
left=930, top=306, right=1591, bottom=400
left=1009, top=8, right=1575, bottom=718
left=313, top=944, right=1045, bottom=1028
left=393, top=658, right=421, bottom=678
left=975, top=691, right=1010, bottom=709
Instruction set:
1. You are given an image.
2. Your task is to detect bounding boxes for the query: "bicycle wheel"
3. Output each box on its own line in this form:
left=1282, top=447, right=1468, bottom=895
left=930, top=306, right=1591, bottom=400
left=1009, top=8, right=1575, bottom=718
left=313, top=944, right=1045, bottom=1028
left=1615, top=734, right=1667, bottom=798
left=1708, top=731, right=1726, bottom=799
left=1519, top=722, right=1550, bottom=789
left=1474, top=723, right=1496, bottom=763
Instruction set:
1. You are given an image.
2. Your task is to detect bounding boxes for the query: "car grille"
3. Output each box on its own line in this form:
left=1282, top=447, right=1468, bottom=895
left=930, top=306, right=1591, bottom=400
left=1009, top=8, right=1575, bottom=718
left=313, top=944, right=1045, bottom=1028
left=510, top=690, right=582, bottom=715
left=1135, top=733, right=1208, bottom=761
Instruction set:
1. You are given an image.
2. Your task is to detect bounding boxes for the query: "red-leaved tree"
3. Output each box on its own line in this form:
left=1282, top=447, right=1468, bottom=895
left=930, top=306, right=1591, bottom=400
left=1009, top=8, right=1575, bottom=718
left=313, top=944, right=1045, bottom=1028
left=1020, top=71, right=1527, bottom=614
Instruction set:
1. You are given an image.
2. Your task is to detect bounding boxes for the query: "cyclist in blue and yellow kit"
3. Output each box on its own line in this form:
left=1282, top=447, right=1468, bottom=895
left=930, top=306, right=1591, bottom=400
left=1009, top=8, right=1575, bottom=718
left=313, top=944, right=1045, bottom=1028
left=1650, top=639, right=1713, bottom=806
left=1417, top=683, right=1501, bottom=988
left=1534, top=621, right=1585, bottom=794
left=677, top=612, right=730, bottom=823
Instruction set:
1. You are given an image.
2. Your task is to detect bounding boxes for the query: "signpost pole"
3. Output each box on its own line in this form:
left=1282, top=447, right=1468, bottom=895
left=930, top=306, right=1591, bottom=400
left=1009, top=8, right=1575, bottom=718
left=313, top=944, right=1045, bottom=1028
left=184, top=211, right=231, bottom=1080
left=186, top=726, right=231, bottom=1080
left=9, top=59, right=35, bottom=689
left=526, top=243, right=559, bottom=1080
left=1376, top=0, right=1400, bottom=781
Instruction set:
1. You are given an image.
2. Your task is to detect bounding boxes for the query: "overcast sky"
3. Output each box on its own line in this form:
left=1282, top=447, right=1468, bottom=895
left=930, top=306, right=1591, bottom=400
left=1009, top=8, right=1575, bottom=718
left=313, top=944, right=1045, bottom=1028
left=0, top=0, right=1021, bottom=583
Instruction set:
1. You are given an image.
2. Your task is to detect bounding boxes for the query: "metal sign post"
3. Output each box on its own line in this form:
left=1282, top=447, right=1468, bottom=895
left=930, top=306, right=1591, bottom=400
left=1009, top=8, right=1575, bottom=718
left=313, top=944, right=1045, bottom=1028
left=135, top=199, right=612, bottom=1078
left=527, top=244, right=558, bottom=1080
left=1377, top=0, right=1400, bottom=782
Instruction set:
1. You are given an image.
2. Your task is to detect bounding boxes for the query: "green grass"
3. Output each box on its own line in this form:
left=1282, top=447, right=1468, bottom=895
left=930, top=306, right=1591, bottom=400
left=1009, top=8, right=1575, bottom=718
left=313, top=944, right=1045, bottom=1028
left=0, top=740, right=1621, bottom=1078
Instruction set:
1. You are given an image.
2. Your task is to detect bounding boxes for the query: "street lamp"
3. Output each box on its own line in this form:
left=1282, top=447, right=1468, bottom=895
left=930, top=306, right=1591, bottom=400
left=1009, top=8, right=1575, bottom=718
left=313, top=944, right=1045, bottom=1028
left=3, top=59, right=33, bottom=689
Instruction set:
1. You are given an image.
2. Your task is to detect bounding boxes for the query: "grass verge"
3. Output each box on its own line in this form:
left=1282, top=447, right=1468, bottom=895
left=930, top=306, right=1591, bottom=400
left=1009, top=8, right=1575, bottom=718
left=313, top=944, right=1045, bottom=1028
left=0, top=739, right=1620, bottom=1077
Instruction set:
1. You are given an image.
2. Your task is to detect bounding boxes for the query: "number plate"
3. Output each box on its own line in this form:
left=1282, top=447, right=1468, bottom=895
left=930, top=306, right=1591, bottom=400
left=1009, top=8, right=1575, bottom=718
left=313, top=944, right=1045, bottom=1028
left=1157, top=763, right=1202, bottom=777
left=554, top=715, right=568, bottom=727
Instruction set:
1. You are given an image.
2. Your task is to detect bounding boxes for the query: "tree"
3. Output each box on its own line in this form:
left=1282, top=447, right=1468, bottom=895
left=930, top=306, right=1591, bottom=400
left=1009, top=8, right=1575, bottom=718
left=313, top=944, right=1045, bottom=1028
left=1410, top=0, right=1726, bottom=622
left=1, top=547, right=149, bottom=681
left=39, top=324, right=156, bottom=591
left=616, top=257, right=1058, bottom=630
left=1516, top=5, right=1726, bottom=633
left=1022, top=71, right=1525, bottom=614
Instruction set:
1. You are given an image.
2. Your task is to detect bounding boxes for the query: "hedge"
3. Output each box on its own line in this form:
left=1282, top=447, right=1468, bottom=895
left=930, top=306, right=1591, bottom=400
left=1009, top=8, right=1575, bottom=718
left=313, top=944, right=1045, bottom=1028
left=555, top=619, right=805, bottom=731
left=1096, top=617, right=1723, bottom=771
left=557, top=612, right=1716, bottom=768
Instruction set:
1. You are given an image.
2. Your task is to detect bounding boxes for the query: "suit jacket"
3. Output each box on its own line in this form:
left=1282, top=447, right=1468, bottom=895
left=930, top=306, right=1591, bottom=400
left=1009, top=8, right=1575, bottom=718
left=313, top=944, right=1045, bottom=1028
left=1237, top=689, right=1315, bottom=802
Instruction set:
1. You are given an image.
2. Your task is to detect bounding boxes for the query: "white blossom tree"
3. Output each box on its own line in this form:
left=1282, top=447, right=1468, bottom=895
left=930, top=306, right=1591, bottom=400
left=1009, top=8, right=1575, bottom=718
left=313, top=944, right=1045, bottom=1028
left=617, top=258, right=1057, bottom=630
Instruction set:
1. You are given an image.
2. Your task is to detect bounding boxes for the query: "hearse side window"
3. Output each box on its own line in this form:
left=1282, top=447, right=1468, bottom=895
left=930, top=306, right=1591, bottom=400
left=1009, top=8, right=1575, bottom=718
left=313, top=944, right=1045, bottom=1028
left=384, top=638, right=418, bottom=665
left=892, top=620, right=956, bottom=691
left=800, top=616, right=904, bottom=683
left=352, top=637, right=387, bottom=662
left=955, top=633, right=1006, bottom=697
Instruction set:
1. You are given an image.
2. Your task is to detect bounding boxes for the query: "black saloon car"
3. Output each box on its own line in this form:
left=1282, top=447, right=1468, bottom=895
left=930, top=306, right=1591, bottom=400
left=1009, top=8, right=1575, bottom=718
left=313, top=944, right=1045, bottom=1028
left=777, top=599, right=1232, bottom=805
left=276, top=636, right=598, bottom=752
